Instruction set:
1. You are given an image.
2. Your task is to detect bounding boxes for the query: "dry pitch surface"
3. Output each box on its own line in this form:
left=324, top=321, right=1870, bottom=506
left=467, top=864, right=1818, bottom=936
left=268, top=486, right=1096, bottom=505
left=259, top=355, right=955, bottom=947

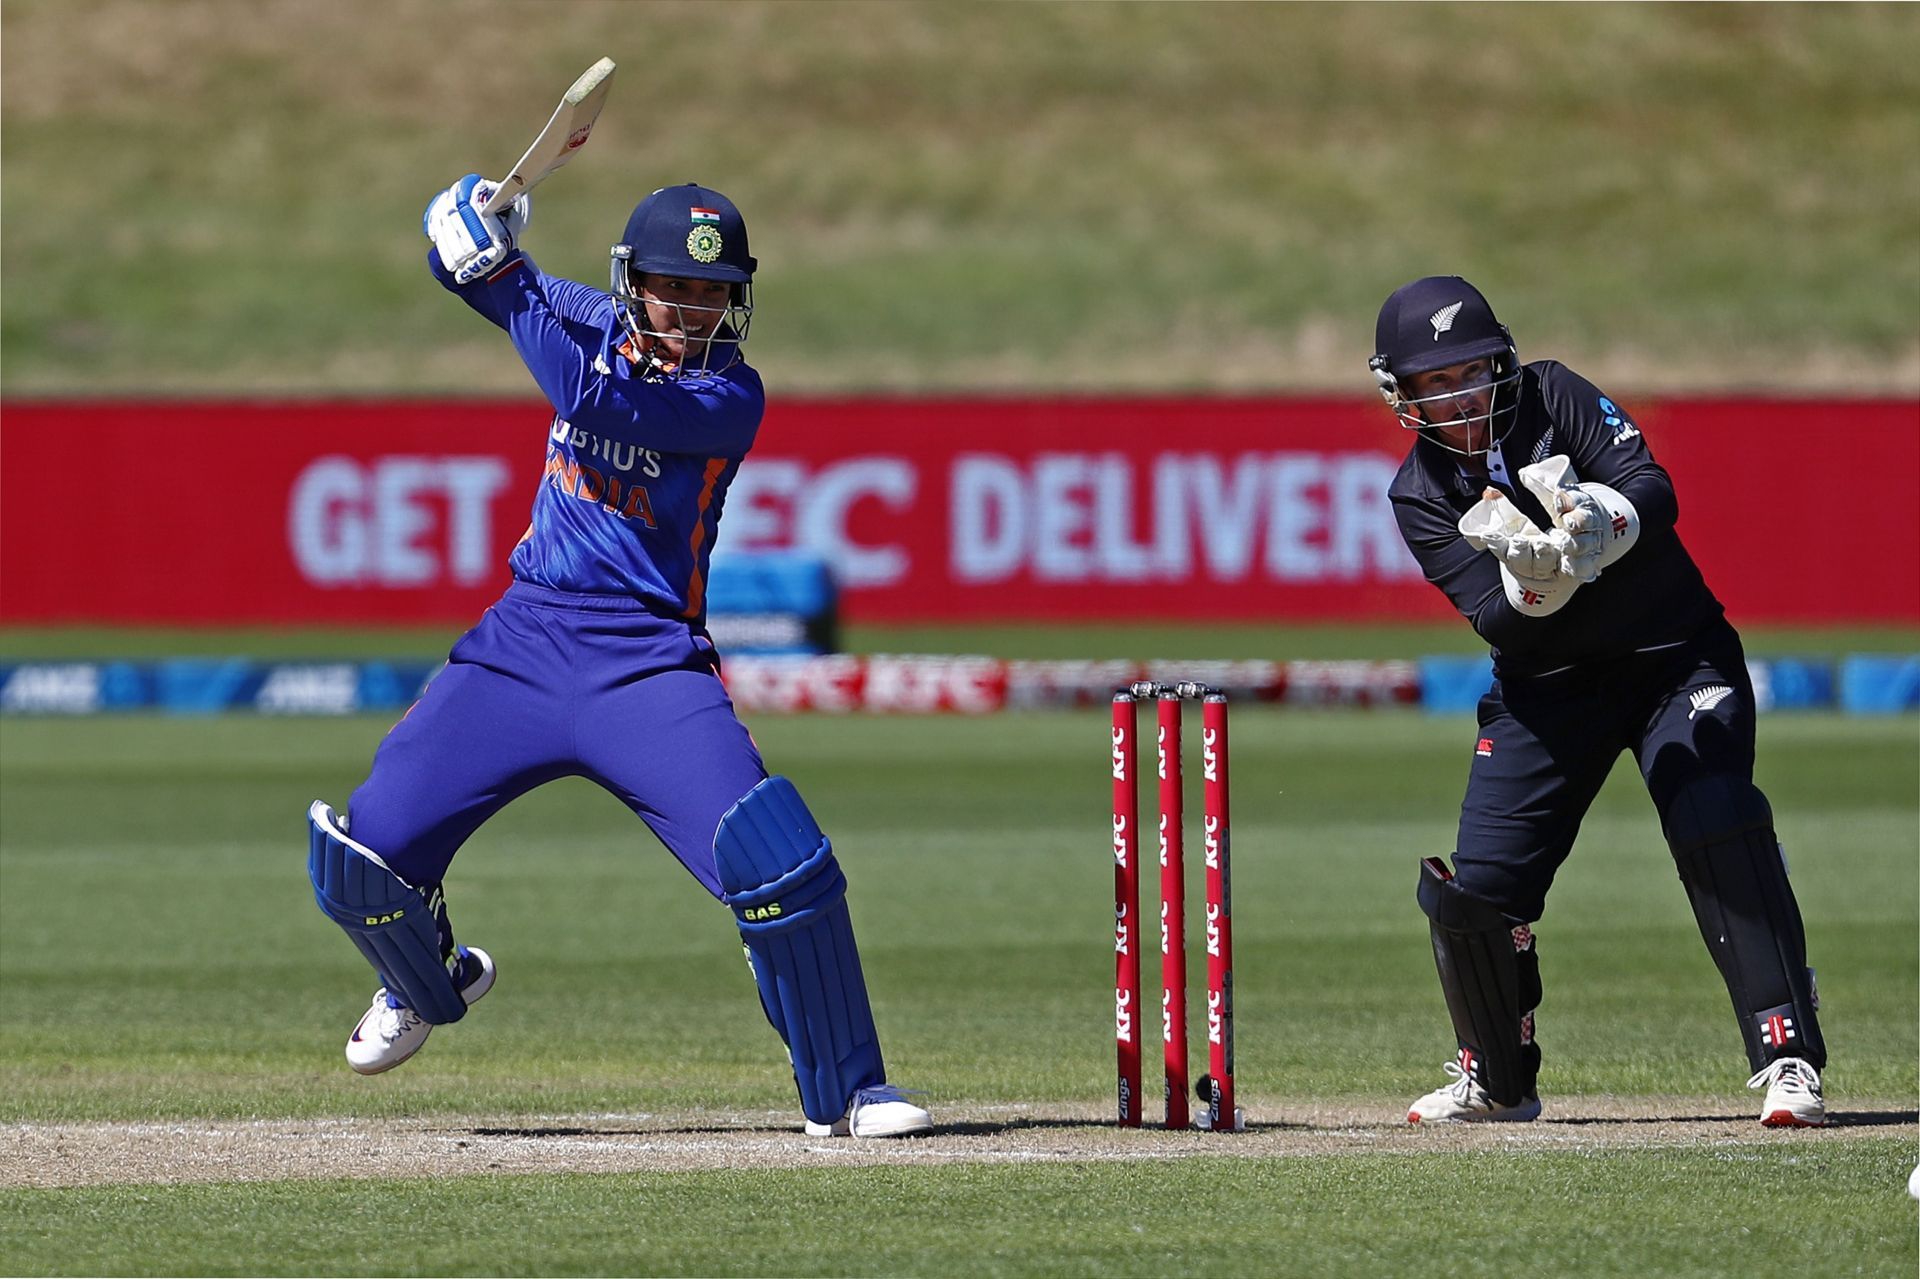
left=9, top=1099, right=1912, bottom=1189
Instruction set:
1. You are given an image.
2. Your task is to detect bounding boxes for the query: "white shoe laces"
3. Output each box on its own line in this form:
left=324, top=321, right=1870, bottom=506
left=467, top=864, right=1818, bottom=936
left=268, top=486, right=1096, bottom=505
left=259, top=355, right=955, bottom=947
left=1747, top=1057, right=1821, bottom=1096
left=366, top=991, right=422, bottom=1045
left=1437, top=1059, right=1482, bottom=1104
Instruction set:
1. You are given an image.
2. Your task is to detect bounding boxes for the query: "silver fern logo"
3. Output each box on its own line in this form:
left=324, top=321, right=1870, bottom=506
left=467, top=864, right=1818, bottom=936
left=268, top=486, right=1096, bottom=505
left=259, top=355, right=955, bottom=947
left=1529, top=430, right=1555, bottom=464
left=1688, top=686, right=1734, bottom=719
left=1430, top=301, right=1464, bottom=340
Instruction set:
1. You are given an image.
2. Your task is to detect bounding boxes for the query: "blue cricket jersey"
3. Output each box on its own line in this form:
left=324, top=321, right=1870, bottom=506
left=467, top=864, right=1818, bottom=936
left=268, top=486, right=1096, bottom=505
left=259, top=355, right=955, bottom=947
left=429, top=249, right=764, bottom=625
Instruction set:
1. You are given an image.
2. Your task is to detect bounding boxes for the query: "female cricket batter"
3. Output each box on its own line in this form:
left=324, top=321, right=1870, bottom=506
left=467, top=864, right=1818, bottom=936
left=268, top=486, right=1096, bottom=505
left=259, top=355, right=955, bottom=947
left=304, top=175, right=930, bottom=1139
left=1370, top=276, right=1827, bottom=1128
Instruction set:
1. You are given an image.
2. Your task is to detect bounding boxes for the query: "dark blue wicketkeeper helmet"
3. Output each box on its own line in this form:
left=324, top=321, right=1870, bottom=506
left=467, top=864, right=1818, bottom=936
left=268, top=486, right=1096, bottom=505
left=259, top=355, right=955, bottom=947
left=1368, top=275, right=1522, bottom=456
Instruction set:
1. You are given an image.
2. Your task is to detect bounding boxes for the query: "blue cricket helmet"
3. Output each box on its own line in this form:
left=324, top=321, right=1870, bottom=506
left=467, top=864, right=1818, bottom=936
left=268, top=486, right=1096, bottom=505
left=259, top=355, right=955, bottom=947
left=614, top=183, right=756, bottom=283
left=609, top=183, right=756, bottom=378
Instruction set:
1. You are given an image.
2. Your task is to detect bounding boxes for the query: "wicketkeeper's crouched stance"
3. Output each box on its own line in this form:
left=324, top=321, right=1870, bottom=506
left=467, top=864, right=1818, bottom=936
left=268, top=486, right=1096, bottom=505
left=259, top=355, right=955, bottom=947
left=306, top=176, right=929, bottom=1139
left=1371, top=277, right=1827, bottom=1128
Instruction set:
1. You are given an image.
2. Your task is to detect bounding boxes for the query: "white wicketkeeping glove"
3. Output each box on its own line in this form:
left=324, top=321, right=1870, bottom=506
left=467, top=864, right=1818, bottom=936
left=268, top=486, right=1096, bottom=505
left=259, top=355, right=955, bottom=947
left=422, top=174, right=530, bottom=285
left=1518, top=455, right=1641, bottom=584
left=1458, top=491, right=1580, bottom=617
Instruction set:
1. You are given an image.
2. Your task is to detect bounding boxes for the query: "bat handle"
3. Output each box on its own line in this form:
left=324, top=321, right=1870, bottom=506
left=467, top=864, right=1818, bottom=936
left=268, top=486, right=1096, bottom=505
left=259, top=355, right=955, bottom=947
left=478, top=178, right=519, bottom=218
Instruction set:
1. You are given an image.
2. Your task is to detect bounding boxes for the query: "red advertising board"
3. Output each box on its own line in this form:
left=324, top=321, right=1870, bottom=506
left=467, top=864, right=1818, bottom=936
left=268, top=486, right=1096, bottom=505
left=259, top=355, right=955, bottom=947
left=2, top=397, right=1914, bottom=624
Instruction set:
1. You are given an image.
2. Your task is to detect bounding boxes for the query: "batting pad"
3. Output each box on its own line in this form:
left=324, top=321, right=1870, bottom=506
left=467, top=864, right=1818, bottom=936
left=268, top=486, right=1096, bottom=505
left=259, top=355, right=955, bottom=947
left=1663, top=774, right=1825, bottom=1071
left=307, top=801, right=467, bottom=1025
left=714, top=777, right=885, bottom=1126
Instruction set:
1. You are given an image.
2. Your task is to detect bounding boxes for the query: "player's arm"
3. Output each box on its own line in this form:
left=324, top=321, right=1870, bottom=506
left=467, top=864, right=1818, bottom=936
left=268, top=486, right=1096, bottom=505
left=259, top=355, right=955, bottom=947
left=1534, top=361, right=1678, bottom=536
left=423, top=176, right=613, bottom=331
left=425, top=246, right=515, bottom=329
left=1505, top=362, right=1682, bottom=583
left=429, top=252, right=621, bottom=333
left=595, top=364, right=764, bottom=456
left=479, top=259, right=762, bottom=455
left=422, top=175, right=759, bottom=452
left=422, top=174, right=535, bottom=330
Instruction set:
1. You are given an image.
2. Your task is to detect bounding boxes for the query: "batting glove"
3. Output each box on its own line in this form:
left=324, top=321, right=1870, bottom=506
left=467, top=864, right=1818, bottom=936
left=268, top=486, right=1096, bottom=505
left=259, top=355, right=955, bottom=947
left=423, top=174, right=530, bottom=285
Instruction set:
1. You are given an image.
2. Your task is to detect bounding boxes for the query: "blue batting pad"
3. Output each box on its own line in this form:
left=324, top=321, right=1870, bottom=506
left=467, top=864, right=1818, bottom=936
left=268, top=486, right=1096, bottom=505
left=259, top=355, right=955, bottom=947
left=307, top=801, right=466, bottom=1024
left=714, top=776, right=884, bottom=1125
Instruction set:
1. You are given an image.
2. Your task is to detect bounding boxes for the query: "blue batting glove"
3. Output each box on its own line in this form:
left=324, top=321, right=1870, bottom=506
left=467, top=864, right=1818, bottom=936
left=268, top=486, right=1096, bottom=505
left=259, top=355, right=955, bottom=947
left=424, top=174, right=530, bottom=285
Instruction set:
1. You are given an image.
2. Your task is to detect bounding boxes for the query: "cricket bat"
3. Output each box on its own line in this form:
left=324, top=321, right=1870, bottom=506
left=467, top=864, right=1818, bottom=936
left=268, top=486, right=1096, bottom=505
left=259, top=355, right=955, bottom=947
left=479, top=57, right=617, bottom=217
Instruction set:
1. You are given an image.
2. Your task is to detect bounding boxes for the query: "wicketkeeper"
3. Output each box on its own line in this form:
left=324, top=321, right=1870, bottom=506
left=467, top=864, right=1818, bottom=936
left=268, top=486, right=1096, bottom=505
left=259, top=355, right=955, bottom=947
left=304, top=176, right=931, bottom=1139
left=1370, top=276, right=1828, bottom=1127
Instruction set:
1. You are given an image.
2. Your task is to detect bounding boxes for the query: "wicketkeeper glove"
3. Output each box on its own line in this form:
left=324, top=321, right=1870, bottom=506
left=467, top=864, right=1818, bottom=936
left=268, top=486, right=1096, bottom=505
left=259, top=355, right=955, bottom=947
left=1458, top=491, right=1581, bottom=617
left=423, top=174, right=530, bottom=285
left=1518, top=455, right=1641, bottom=584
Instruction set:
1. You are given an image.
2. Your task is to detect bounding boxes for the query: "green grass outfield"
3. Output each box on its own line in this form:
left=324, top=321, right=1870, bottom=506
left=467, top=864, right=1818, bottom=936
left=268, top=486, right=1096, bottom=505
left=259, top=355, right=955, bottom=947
left=1, top=709, right=1914, bottom=1275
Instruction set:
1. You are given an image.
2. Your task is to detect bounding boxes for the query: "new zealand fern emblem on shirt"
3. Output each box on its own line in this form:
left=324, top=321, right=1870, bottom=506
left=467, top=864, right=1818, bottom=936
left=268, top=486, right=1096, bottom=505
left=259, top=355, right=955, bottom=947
left=1688, top=686, right=1734, bottom=720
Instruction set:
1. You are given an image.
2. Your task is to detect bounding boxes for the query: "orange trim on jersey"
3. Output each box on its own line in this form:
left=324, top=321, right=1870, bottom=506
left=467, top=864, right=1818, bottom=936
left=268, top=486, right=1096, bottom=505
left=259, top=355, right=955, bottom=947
left=485, top=256, right=529, bottom=285
left=681, top=457, right=729, bottom=618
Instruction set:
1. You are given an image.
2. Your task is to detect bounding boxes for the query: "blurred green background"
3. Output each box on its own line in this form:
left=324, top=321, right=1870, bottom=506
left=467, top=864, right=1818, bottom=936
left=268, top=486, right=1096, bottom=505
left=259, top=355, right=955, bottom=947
left=5, top=0, right=1917, bottom=397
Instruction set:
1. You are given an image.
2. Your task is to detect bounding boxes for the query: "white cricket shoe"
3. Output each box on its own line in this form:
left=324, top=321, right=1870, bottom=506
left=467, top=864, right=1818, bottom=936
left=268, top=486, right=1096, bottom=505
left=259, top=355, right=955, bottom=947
left=1407, top=1058, right=1542, bottom=1124
left=1748, top=1057, right=1827, bottom=1128
left=344, top=946, right=495, bottom=1075
left=804, top=1084, right=933, bottom=1138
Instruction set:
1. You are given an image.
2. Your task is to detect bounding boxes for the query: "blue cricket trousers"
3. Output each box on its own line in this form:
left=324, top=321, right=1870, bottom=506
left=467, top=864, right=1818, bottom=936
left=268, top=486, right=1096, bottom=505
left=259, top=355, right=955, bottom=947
left=347, top=581, right=767, bottom=897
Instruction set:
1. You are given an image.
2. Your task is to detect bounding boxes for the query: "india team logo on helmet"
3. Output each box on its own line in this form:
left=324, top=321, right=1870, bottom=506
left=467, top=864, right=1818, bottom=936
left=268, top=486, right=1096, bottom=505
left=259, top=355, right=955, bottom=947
left=687, top=207, right=724, bottom=264
left=613, top=184, right=755, bottom=284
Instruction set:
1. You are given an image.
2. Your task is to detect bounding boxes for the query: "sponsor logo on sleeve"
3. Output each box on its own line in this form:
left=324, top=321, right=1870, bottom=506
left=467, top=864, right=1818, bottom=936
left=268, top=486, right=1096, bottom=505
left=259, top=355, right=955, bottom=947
left=1600, top=396, right=1641, bottom=445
